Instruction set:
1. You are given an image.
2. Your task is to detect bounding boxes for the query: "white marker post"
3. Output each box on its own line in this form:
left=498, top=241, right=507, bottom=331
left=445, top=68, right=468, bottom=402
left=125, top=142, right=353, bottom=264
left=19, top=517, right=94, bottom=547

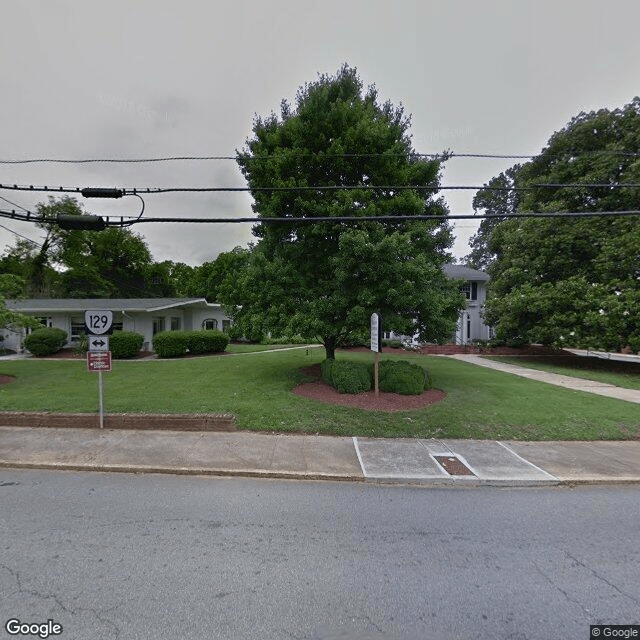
left=370, top=312, right=383, bottom=397
left=85, top=311, right=113, bottom=429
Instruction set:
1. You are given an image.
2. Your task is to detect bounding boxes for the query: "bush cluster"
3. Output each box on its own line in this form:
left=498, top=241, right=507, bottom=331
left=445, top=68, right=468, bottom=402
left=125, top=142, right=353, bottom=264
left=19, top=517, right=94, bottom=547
left=23, top=328, right=68, bottom=357
left=320, top=358, right=431, bottom=395
left=153, top=330, right=229, bottom=358
left=110, top=331, right=144, bottom=359
left=378, top=360, right=431, bottom=395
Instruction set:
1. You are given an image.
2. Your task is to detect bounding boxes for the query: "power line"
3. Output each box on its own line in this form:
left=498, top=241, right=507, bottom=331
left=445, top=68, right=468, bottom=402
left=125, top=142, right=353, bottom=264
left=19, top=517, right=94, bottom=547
left=0, top=222, right=43, bottom=247
left=2, top=181, right=640, bottom=196
left=2, top=150, right=640, bottom=164
left=2, top=208, right=639, bottom=228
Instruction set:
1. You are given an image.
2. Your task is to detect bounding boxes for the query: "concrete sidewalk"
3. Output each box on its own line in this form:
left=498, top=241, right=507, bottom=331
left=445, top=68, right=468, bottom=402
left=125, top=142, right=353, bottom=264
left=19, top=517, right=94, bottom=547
left=1, top=426, right=640, bottom=486
left=449, top=353, right=640, bottom=404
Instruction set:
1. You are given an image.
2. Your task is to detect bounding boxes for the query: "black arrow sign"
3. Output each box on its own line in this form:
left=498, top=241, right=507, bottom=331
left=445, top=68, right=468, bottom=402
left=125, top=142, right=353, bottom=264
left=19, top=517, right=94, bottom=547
left=92, top=340, right=106, bottom=347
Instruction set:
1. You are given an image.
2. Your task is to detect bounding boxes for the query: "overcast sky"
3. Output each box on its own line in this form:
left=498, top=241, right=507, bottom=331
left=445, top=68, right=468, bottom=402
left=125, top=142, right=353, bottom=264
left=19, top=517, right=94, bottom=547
left=2, top=0, right=639, bottom=267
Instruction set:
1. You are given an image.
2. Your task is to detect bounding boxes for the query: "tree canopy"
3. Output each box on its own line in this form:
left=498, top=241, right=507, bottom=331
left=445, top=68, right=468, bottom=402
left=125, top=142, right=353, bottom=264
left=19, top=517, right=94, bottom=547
left=470, top=98, right=640, bottom=351
left=225, top=65, right=463, bottom=357
left=0, top=197, right=174, bottom=299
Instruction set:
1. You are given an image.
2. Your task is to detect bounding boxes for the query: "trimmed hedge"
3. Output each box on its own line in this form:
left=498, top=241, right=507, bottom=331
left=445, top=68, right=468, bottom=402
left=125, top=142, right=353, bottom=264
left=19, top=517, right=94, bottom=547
left=325, top=359, right=373, bottom=394
left=153, top=331, right=188, bottom=357
left=23, top=327, right=68, bottom=357
left=153, top=330, right=229, bottom=358
left=378, top=360, right=430, bottom=395
left=185, top=329, right=229, bottom=354
left=110, top=331, right=144, bottom=359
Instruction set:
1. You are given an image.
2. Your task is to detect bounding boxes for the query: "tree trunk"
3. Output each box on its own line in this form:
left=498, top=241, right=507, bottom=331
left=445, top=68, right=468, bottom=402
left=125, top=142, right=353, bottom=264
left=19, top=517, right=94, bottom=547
left=323, top=336, right=337, bottom=360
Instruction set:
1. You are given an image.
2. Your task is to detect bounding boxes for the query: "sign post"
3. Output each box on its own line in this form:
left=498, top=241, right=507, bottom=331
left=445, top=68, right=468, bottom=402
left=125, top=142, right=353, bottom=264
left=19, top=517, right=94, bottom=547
left=370, top=313, right=383, bottom=397
left=85, top=310, right=113, bottom=428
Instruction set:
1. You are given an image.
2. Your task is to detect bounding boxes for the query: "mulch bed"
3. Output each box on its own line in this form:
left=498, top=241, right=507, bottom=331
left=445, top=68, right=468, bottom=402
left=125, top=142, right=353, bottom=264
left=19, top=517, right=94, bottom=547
left=0, top=375, right=15, bottom=385
left=292, top=363, right=446, bottom=412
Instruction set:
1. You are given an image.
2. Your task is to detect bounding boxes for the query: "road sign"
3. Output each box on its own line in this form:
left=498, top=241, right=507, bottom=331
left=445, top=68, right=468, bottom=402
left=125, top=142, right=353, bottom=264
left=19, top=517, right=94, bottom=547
left=370, top=312, right=383, bottom=353
left=88, top=335, right=109, bottom=352
left=85, top=310, right=113, bottom=335
left=87, top=351, right=112, bottom=372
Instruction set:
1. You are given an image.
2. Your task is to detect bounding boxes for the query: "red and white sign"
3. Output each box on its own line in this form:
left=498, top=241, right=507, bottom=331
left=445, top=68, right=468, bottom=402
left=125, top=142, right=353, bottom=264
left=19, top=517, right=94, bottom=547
left=87, top=351, right=112, bottom=372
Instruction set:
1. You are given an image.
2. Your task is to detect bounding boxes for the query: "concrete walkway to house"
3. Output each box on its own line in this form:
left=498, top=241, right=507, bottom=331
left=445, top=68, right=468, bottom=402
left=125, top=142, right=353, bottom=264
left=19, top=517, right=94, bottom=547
left=448, top=353, right=640, bottom=404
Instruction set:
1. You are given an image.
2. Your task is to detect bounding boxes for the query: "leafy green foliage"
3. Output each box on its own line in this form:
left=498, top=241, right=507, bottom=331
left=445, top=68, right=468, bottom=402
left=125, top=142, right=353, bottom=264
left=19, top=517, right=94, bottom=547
left=328, top=359, right=373, bottom=394
left=23, top=327, right=67, bottom=356
left=225, top=65, right=464, bottom=359
left=321, top=358, right=335, bottom=383
left=152, top=330, right=229, bottom=357
left=378, top=359, right=430, bottom=395
left=471, top=98, right=640, bottom=351
left=152, top=331, right=188, bottom=357
left=184, top=330, right=229, bottom=354
left=110, top=331, right=144, bottom=359
left=1, top=197, right=181, bottom=299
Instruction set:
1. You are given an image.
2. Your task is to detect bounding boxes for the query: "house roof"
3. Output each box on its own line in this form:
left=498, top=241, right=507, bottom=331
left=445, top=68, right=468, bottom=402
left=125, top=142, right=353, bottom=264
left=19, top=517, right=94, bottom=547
left=6, top=298, right=222, bottom=313
left=443, top=263, right=490, bottom=282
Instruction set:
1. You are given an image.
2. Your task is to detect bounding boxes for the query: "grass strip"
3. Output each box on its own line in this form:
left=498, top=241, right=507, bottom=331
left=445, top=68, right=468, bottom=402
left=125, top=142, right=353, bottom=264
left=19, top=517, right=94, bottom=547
left=1, top=349, right=638, bottom=440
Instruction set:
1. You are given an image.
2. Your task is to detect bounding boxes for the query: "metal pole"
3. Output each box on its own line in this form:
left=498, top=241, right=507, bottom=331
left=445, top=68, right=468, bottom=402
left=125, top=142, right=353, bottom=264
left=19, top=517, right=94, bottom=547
left=98, top=370, right=104, bottom=429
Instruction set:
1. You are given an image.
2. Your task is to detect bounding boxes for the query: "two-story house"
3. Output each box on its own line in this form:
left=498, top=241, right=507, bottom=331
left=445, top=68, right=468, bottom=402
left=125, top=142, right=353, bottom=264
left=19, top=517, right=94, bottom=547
left=383, top=263, right=492, bottom=346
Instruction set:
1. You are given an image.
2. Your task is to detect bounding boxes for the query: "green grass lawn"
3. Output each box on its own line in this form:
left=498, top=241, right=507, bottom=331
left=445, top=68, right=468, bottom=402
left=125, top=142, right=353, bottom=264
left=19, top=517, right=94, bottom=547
left=1, top=348, right=639, bottom=440
left=483, top=355, right=640, bottom=390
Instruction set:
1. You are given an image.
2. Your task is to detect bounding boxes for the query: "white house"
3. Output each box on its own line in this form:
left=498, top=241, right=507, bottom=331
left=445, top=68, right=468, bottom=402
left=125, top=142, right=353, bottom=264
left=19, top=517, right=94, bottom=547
left=383, top=263, right=493, bottom=346
left=2, top=298, right=232, bottom=352
left=442, top=264, right=492, bottom=345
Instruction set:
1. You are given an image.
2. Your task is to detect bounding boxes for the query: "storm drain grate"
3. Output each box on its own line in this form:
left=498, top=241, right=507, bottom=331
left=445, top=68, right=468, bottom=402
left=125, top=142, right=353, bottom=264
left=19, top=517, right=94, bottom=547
left=434, top=455, right=475, bottom=476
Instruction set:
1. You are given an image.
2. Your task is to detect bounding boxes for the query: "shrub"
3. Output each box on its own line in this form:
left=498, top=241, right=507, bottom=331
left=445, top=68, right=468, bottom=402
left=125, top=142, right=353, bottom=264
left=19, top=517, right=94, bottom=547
left=73, top=334, right=88, bottom=356
left=321, top=358, right=335, bottom=384
left=110, top=331, right=144, bottom=359
left=152, top=331, right=188, bottom=358
left=153, top=330, right=229, bottom=357
left=378, top=360, right=430, bottom=395
left=383, top=339, right=403, bottom=349
left=23, top=327, right=68, bottom=357
left=329, top=360, right=373, bottom=394
left=185, top=330, right=229, bottom=354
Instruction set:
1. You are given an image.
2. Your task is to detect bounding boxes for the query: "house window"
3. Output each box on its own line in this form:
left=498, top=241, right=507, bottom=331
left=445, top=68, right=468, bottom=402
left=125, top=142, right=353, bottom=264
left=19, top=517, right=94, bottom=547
left=461, top=282, right=478, bottom=301
left=111, top=322, right=123, bottom=333
left=153, top=317, right=165, bottom=335
left=202, top=318, right=218, bottom=330
left=170, top=317, right=181, bottom=331
left=26, top=317, right=53, bottom=334
left=222, top=320, right=231, bottom=333
left=69, top=316, right=86, bottom=342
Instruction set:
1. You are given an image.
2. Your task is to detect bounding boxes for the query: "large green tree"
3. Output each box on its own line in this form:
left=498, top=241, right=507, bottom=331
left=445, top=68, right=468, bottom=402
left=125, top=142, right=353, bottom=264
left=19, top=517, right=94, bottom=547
left=3, top=196, right=169, bottom=298
left=227, top=65, right=463, bottom=358
left=472, top=98, right=640, bottom=351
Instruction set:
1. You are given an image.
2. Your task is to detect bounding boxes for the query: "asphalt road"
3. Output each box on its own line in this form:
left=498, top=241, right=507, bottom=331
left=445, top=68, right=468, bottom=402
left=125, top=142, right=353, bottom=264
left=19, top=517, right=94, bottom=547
left=1, top=470, right=639, bottom=640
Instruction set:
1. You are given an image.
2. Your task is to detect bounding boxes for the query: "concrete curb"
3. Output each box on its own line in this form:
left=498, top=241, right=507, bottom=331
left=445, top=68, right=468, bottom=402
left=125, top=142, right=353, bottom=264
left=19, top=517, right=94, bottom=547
left=0, top=461, right=363, bottom=483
